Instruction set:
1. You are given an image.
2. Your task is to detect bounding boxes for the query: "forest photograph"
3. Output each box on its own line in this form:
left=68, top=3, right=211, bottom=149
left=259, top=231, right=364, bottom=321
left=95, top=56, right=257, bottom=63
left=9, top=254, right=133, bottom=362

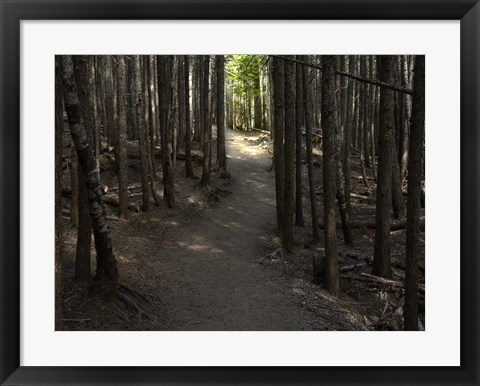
left=55, top=54, right=425, bottom=332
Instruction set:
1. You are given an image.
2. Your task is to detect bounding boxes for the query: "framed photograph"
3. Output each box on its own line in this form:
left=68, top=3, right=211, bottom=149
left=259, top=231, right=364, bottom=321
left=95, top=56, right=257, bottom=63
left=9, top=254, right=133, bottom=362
left=1, top=0, right=479, bottom=385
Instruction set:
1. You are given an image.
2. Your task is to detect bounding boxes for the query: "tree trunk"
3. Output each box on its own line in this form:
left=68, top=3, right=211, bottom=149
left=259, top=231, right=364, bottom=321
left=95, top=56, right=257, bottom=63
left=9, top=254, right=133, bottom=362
left=358, top=57, right=370, bottom=189
left=373, top=56, right=395, bottom=279
left=158, top=55, right=175, bottom=206
left=61, top=55, right=119, bottom=293
left=178, top=55, right=186, bottom=154
left=184, top=56, right=194, bottom=177
left=283, top=56, right=296, bottom=253
left=272, top=57, right=285, bottom=233
left=147, top=55, right=157, bottom=178
left=302, top=61, right=320, bottom=242
left=115, top=55, right=129, bottom=219
left=101, top=56, right=115, bottom=147
left=216, top=55, right=227, bottom=176
left=343, top=55, right=355, bottom=216
left=55, top=57, right=63, bottom=331
left=334, top=86, right=353, bottom=246
left=134, top=56, right=150, bottom=211
left=321, top=56, right=340, bottom=296
left=400, top=55, right=411, bottom=179
left=294, top=57, right=305, bottom=227
left=404, top=55, right=425, bottom=331
left=72, top=56, right=93, bottom=283
left=70, top=145, right=79, bottom=226
left=201, top=55, right=212, bottom=187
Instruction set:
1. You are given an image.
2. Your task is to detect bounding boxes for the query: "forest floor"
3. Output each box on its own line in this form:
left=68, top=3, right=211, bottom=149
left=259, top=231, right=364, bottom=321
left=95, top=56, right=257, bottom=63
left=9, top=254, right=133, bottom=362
left=61, top=128, right=425, bottom=331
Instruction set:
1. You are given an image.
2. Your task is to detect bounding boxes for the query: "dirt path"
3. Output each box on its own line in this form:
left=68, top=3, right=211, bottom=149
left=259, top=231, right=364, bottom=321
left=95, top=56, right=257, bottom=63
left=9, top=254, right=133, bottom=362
left=131, top=129, right=315, bottom=330
left=63, top=128, right=424, bottom=331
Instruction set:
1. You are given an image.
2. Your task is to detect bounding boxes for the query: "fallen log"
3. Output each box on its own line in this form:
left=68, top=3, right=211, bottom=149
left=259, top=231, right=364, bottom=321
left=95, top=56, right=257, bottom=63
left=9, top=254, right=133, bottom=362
left=108, top=183, right=142, bottom=192
left=102, top=195, right=140, bottom=213
left=355, top=272, right=425, bottom=293
left=62, top=187, right=140, bottom=212
left=350, top=192, right=374, bottom=201
left=250, top=128, right=271, bottom=135
left=340, top=262, right=369, bottom=273
left=319, top=216, right=425, bottom=231
left=176, top=152, right=204, bottom=162
left=319, top=217, right=425, bottom=232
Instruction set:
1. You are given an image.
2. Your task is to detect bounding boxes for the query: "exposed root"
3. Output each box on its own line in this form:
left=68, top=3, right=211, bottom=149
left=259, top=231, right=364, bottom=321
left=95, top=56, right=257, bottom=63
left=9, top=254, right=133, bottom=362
left=257, top=248, right=284, bottom=264
left=116, top=284, right=156, bottom=323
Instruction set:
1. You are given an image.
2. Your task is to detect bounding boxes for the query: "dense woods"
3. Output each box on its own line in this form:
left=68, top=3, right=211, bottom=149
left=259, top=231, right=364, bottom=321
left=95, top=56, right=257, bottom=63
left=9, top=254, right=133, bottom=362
left=56, top=55, right=425, bottom=331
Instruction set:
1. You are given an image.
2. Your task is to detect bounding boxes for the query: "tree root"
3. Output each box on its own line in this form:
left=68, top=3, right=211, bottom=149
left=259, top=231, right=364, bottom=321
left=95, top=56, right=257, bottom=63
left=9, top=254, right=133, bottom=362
left=116, top=284, right=156, bottom=323
left=257, top=248, right=284, bottom=264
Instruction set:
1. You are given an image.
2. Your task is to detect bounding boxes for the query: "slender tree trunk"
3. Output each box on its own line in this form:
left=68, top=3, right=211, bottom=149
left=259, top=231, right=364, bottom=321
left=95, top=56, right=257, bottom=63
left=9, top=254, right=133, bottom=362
left=302, top=61, right=320, bottom=242
left=134, top=56, right=150, bottom=211
left=373, top=55, right=395, bottom=279
left=294, top=57, right=305, bottom=227
left=321, top=56, right=340, bottom=296
left=334, top=90, right=353, bottom=245
left=158, top=55, right=175, bottom=206
left=283, top=56, right=296, bottom=253
left=272, top=57, right=285, bottom=233
left=72, top=56, right=93, bottom=283
left=363, top=56, right=371, bottom=169
left=184, top=56, right=194, bottom=177
left=102, top=56, right=115, bottom=147
left=62, top=55, right=119, bottom=293
left=404, top=55, right=425, bottom=331
left=359, top=57, right=370, bottom=189
left=70, top=145, right=79, bottom=226
left=343, top=55, right=355, bottom=216
left=178, top=55, right=186, bottom=153
left=55, top=57, right=63, bottom=331
left=169, top=56, right=178, bottom=174
left=201, top=55, right=212, bottom=187
left=147, top=55, right=157, bottom=177
left=400, top=55, right=411, bottom=179
left=115, top=55, right=129, bottom=219
left=216, top=55, right=227, bottom=176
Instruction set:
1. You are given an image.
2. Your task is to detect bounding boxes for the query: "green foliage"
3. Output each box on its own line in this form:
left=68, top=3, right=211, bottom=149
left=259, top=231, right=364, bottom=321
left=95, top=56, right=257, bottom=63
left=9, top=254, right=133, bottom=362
left=226, top=55, right=265, bottom=101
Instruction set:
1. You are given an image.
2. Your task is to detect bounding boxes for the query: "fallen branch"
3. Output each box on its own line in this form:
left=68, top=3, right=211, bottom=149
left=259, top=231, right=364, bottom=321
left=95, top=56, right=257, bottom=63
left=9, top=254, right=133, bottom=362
left=319, top=216, right=425, bottom=231
left=340, top=262, right=369, bottom=273
left=355, top=272, right=425, bottom=293
left=62, top=188, right=140, bottom=213
left=250, top=128, right=271, bottom=135
left=103, top=195, right=140, bottom=213
left=176, top=152, right=205, bottom=162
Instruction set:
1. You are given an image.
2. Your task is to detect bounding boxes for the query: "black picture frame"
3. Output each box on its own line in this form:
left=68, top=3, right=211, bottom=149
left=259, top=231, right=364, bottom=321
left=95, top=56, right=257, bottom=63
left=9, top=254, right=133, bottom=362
left=1, top=1, right=479, bottom=385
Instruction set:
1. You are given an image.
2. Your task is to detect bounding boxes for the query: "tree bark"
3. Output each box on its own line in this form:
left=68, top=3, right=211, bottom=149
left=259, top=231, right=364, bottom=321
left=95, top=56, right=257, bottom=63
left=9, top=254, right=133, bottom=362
left=115, top=55, right=129, bottom=219
left=62, top=55, right=119, bottom=292
left=157, top=56, right=175, bottom=206
left=373, top=56, right=395, bottom=279
left=216, top=55, right=227, bottom=176
left=55, top=56, right=64, bottom=330
left=184, top=56, right=194, bottom=177
left=302, top=60, right=320, bottom=242
left=294, top=57, right=305, bottom=227
left=404, top=55, right=425, bottom=331
left=72, top=56, right=93, bottom=283
left=343, top=55, right=355, bottom=216
left=334, top=85, right=353, bottom=246
left=272, top=57, right=285, bottom=233
left=321, top=56, right=340, bottom=296
left=134, top=56, right=150, bottom=211
left=201, top=55, right=212, bottom=187
left=283, top=56, right=296, bottom=253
